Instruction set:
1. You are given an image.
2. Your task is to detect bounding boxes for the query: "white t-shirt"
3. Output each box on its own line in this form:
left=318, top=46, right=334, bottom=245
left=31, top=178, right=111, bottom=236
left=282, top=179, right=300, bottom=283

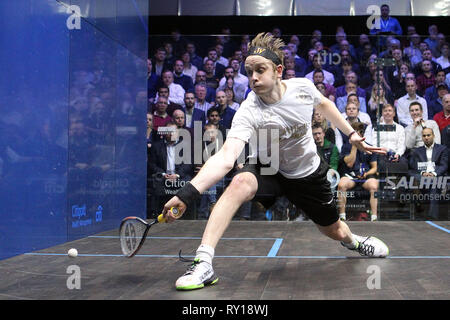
left=227, top=78, right=322, bottom=179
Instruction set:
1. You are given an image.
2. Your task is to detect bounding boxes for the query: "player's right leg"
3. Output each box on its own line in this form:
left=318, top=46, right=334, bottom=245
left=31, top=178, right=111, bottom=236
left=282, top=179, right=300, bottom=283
left=337, top=176, right=355, bottom=221
left=175, top=172, right=258, bottom=290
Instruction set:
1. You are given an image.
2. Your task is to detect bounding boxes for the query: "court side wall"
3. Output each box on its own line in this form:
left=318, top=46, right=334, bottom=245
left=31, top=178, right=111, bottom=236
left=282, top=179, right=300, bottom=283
left=0, top=0, right=148, bottom=260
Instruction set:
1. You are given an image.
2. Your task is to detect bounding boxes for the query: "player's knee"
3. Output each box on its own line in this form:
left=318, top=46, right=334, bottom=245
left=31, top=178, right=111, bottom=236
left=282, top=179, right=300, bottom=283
left=229, top=173, right=257, bottom=200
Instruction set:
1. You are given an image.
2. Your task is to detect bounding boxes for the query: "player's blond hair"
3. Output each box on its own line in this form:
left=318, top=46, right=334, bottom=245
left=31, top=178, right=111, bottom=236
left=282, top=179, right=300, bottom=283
left=248, top=32, right=285, bottom=69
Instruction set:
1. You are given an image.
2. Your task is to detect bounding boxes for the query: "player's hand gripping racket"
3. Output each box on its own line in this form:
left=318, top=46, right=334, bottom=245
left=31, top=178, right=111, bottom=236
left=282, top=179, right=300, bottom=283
left=119, top=207, right=181, bottom=257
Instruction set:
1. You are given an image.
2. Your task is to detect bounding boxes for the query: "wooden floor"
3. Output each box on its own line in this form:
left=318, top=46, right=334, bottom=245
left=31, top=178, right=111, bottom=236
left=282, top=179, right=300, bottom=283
left=0, top=221, right=449, bottom=300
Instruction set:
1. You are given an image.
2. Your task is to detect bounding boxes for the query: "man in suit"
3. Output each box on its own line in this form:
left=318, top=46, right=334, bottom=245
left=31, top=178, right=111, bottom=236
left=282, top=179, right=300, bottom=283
left=148, top=122, right=194, bottom=218
left=182, top=92, right=206, bottom=130
left=408, top=127, right=448, bottom=218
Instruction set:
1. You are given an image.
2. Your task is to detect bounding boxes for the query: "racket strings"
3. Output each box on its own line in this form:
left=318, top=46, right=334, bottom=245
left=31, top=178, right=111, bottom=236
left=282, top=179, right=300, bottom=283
left=120, top=220, right=147, bottom=256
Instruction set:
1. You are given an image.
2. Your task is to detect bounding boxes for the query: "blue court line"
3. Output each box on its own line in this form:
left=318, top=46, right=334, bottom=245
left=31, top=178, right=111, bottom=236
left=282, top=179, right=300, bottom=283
left=23, top=253, right=450, bottom=259
left=88, top=236, right=279, bottom=240
left=267, top=238, right=283, bottom=257
left=425, top=221, right=450, bottom=234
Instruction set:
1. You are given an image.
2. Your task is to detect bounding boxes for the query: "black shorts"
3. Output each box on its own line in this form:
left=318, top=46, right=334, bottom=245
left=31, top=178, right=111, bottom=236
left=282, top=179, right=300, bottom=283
left=235, top=158, right=339, bottom=226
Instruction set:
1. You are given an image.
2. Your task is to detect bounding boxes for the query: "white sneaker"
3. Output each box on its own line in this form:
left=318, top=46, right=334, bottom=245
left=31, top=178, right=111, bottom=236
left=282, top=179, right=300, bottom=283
left=175, top=258, right=218, bottom=290
left=343, top=235, right=389, bottom=258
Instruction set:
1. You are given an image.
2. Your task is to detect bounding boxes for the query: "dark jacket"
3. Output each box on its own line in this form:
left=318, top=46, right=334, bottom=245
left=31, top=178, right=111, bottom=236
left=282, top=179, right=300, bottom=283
left=408, top=143, right=448, bottom=176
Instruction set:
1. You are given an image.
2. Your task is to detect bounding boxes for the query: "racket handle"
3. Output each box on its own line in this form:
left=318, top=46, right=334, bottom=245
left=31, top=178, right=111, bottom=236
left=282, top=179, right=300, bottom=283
left=157, top=207, right=181, bottom=223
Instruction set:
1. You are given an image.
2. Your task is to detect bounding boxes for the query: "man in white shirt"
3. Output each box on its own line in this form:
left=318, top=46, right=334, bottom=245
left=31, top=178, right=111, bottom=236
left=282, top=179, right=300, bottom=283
left=436, top=42, right=449, bottom=70
left=161, top=33, right=389, bottom=291
left=370, top=104, right=405, bottom=160
left=305, top=53, right=335, bottom=86
left=161, top=70, right=185, bottom=106
left=396, top=80, right=428, bottom=127
left=405, top=101, right=441, bottom=149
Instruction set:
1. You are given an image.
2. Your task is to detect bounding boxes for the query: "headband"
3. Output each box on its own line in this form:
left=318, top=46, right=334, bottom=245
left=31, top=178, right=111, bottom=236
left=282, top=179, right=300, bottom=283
left=248, top=46, right=282, bottom=66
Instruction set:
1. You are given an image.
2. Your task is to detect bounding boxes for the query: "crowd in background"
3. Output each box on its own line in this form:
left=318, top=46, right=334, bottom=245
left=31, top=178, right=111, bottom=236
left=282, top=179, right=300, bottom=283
left=147, top=6, right=449, bottom=221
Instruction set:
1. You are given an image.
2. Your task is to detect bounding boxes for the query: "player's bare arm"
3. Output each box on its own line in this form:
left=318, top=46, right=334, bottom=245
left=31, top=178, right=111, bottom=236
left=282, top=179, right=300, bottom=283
left=315, top=96, right=386, bottom=155
left=162, top=137, right=246, bottom=222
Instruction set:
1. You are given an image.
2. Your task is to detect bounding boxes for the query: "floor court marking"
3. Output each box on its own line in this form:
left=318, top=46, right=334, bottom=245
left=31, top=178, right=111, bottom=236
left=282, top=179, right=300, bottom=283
left=23, top=252, right=450, bottom=259
left=425, top=221, right=450, bottom=234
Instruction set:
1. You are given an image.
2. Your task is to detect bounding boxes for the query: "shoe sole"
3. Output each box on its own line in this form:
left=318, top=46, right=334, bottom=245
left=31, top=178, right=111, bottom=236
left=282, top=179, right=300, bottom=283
left=176, top=277, right=219, bottom=291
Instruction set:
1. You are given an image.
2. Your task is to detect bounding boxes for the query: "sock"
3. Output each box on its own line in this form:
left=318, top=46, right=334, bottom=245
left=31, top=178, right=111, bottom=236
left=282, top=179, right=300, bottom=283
left=342, top=234, right=359, bottom=249
left=339, top=213, right=346, bottom=220
left=195, top=244, right=215, bottom=264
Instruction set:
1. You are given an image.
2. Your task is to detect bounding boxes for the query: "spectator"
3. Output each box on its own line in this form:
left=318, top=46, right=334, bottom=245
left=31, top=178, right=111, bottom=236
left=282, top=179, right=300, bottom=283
left=173, top=59, right=194, bottom=93
left=312, top=124, right=339, bottom=171
left=429, top=83, right=449, bottom=120
left=152, top=47, right=171, bottom=77
left=405, top=101, right=441, bottom=149
left=168, top=29, right=188, bottom=58
left=217, top=65, right=248, bottom=104
left=335, top=71, right=365, bottom=99
left=203, top=59, right=220, bottom=90
left=412, top=49, right=442, bottom=76
left=408, top=127, right=448, bottom=219
left=151, top=85, right=183, bottom=117
left=313, top=70, right=336, bottom=100
left=284, top=69, right=296, bottom=80
left=304, top=53, right=335, bottom=86
left=194, top=70, right=216, bottom=103
left=433, top=93, right=450, bottom=132
left=335, top=102, right=372, bottom=152
left=148, top=122, right=194, bottom=217
left=182, top=92, right=206, bottom=130
left=163, top=42, right=176, bottom=67
left=152, top=96, right=173, bottom=143
left=186, top=41, right=203, bottom=70
left=194, top=83, right=214, bottom=116
left=337, top=122, right=379, bottom=222
left=425, top=70, right=447, bottom=106
left=215, top=43, right=230, bottom=68
left=369, top=4, right=402, bottom=50
left=206, top=107, right=228, bottom=140
left=416, top=60, right=436, bottom=96
left=315, top=82, right=335, bottom=103
left=424, top=25, right=440, bottom=58
left=286, top=42, right=307, bottom=76
left=436, top=42, right=450, bottom=73
left=203, top=47, right=226, bottom=78
left=396, top=80, right=428, bottom=127
left=441, top=125, right=450, bottom=151
left=336, top=84, right=367, bottom=113
left=283, top=57, right=303, bottom=79
left=379, top=38, right=401, bottom=60
left=197, top=123, right=225, bottom=220
left=181, top=51, right=198, bottom=82
left=312, top=109, right=335, bottom=144
left=214, top=90, right=236, bottom=130
left=147, top=59, right=159, bottom=103
left=370, top=104, right=406, bottom=167
left=160, top=70, right=185, bottom=106
left=224, top=87, right=240, bottom=111
left=403, top=33, right=422, bottom=67
left=367, top=84, right=393, bottom=123
left=393, top=72, right=416, bottom=101
left=390, top=62, right=412, bottom=100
